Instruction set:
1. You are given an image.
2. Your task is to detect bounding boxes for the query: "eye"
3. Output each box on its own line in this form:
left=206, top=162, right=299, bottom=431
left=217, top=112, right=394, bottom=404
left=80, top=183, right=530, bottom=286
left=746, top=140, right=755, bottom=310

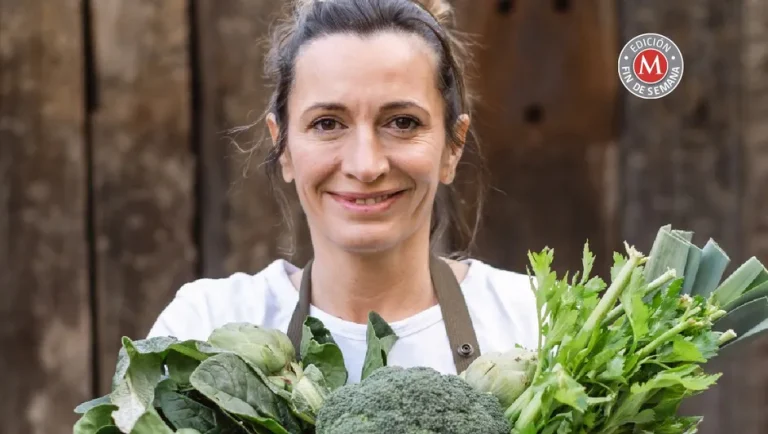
left=311, top=118, right=344, bottom=132
left=388, top=116, right=421, bottom=131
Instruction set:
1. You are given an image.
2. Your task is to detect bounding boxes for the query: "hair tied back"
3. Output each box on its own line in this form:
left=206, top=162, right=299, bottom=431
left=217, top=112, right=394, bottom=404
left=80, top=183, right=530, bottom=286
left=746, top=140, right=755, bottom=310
left=412, top=0, right=454, bottom=24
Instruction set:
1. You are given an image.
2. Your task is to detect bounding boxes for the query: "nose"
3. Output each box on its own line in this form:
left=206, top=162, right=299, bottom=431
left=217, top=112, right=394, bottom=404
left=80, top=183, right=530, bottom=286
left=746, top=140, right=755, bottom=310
left=340, top=126, right=389, bottom=182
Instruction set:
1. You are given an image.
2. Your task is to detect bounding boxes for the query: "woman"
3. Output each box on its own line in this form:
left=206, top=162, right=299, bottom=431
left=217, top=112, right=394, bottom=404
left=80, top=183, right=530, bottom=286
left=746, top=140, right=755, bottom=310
left=148, top=0, right=538, bottom=384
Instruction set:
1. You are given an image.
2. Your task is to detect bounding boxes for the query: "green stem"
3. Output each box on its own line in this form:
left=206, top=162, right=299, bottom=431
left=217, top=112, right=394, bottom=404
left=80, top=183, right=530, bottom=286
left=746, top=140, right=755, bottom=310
left=581, top=244, right=645, bottom=338
left=636, top=319, right=695, bottom=360
left=504, top=386, right=535, bottom=422
left=602, top=268, right=677, bottom=326
left=514, top=389, right=544, bottom=431
left=718, top=329, right=737, bottom=346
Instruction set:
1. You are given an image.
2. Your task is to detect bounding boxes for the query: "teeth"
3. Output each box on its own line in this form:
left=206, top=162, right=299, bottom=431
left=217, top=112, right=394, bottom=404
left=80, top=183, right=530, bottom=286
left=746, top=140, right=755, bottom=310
left=354, top=194, right=391, bottom=205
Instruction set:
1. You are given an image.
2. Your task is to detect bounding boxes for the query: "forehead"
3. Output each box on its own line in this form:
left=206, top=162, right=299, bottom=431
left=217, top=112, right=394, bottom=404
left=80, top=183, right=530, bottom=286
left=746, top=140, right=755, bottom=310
left=291, top=31, right=440, bottom=106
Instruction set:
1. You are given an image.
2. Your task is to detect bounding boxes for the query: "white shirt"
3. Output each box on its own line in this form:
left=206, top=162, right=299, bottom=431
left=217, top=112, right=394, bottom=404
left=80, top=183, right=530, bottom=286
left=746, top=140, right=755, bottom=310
left=147, top=258, right=539, bottom=383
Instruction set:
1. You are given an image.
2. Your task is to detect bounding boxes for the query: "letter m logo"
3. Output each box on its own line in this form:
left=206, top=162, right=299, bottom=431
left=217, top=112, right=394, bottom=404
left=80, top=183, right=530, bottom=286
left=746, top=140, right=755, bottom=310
left=639, top=54, right=662, bottom=74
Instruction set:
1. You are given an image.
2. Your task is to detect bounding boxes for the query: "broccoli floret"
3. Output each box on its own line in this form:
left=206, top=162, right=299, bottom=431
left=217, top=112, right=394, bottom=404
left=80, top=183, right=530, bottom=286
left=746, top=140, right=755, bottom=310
left=315, top=366, right=510, bottom=434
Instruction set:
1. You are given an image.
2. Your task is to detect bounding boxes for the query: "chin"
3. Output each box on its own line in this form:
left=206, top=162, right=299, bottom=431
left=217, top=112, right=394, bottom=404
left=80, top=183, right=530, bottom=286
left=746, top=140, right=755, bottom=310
left=329, top=225, right=405, bottom=254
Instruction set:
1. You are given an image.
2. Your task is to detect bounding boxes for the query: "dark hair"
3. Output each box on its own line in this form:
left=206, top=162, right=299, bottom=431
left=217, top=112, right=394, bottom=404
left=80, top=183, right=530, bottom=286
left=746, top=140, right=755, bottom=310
left=252, top=0, right=487, bottom=257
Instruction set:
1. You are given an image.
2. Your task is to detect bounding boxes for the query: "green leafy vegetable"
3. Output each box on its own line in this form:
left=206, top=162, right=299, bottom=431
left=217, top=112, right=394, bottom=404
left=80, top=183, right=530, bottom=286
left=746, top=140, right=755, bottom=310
left=497, top=239, right=735, bottom=434
left=300, top=317, right=347, bottom=390
left=73, top=315, right=348, bottom=434
left=73, top=403, right=118, bottom=434
left=360, top=311, right=398, bottom=381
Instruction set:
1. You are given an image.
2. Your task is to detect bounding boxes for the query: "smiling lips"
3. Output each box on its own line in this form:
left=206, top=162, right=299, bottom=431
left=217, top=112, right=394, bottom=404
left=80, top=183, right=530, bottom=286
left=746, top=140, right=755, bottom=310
left=329, top=189, right=407, bottom=213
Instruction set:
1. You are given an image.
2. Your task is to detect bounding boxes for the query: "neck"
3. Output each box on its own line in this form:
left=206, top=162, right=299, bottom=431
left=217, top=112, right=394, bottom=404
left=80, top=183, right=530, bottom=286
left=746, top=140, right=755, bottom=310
left=308, top=230, right=438, bottom=324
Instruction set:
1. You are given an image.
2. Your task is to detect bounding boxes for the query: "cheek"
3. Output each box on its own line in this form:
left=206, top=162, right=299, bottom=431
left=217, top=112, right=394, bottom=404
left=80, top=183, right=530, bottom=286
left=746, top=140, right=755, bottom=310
left=287, top=143, right=337, bottom=187
left=391, top=138, right=445, bottom=185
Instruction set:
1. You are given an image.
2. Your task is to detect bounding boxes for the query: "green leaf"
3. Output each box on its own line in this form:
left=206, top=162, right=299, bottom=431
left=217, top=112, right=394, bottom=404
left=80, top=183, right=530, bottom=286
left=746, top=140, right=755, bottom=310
left=643, top=225, right=690, bottom=283
left=300, top=317, right=336, bottom=354
left=361, top=311, right=399, bottom=381
left=631, top=365, right=720, bottom=394
left=189, top=352, right=298, bottom=434
left=75, top=395, right=112, bottom=414
left=129, top=409, right=175, bottom=434
left=581, top=241, right=595, bottom=285
left=551, top=365, right=588, bottom=412
left=156, top=388, right=241, bottom=434
left=691, top=239, right=730, bottom=298
left=681, top=244, right=702, bottom=295
left=723, top=280, right=768, bottom=312
left=597, top=356, right=625, bottom=382
left=94, top=426, right=122, bottom=434
left=208, top=323, right=296, bottom=376
left=619, top=267, right=650, bottom=343
left=611, top=252, right=628, bottom=283
left=300, top=317, right=347, bottom=390
left=110, top=337, right=218, bottom=392
left=711, top=257, right=767, bottom=307
left=167, top=351, right=201, bottom=387
left=73, top=403, right=118, bottom=434
left=690, top=331, right=720, bottom=361
left=658, top=336, right=706, bottom=363
left=290, top=364, right=330, bottom=420
left=714, top=296, right=768, bottom=337
left=111, top=338, right=166, bottom=432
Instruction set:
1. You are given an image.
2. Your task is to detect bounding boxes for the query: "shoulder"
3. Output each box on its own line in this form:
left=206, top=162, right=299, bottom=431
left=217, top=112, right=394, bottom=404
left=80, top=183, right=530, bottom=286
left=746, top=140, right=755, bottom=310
left=146, top=259, right=299, bottom=341
left=458, top=257, right=539, bottom=350
left=454, top=257, right=534, bottom=296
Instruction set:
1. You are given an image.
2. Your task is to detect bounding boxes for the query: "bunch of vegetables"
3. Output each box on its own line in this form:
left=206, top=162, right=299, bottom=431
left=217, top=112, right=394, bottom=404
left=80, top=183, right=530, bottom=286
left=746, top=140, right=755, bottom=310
left=464, top=224, right=767, bottom=433
left=73, top=224, right=768, bottom=434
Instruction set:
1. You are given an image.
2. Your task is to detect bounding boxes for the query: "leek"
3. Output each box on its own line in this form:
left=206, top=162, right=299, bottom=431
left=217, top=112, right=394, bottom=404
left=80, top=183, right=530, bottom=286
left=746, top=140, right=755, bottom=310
left=691, top=239, right=730, bottom=298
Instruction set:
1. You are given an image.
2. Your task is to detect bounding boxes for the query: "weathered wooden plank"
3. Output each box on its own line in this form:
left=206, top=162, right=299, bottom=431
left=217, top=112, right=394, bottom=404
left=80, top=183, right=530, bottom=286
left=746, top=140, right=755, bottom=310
left=618, top=1, right=761, bottom=433
left=451, top=0, right=619, bottom=275
left=740, top=0, right=768, bottom=432
left=618, top=0, right=744, bottom=260
left=743, top=0, right=768, bottom=270
left=90, top=0, right=196, bottom=394
left=0, top=1, right=90, bottom=432
left=196, top=0, right=311, bottom=278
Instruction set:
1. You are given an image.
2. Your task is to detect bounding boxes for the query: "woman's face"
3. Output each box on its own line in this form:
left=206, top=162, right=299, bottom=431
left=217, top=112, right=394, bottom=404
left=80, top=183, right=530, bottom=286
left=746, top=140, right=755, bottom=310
left=268, top=31, right=469, bottom=254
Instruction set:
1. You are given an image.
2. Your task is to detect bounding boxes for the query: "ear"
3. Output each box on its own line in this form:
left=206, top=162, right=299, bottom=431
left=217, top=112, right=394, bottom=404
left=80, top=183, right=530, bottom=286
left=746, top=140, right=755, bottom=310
left=267, top=112, right=294, bottom=183
left=440, top=114, right=470, bottom=184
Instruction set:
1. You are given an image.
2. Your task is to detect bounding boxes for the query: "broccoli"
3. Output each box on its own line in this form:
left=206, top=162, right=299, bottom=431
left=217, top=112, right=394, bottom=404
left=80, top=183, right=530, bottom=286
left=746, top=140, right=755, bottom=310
left=315, top=366, right=511, bottom=434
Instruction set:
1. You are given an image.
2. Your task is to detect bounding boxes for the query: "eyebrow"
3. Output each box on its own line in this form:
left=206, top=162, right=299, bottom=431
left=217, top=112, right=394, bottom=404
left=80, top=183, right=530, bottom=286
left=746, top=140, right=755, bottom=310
left=301, top=100, right=428, bottom=116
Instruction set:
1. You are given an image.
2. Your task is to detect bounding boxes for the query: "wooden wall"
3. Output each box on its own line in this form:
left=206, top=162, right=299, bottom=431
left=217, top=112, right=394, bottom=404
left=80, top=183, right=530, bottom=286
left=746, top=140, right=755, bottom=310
left=0, top=0, right=766, bottom=433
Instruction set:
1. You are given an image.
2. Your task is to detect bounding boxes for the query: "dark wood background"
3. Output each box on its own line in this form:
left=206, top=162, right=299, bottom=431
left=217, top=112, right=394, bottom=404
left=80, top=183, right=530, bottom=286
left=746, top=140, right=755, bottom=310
left=1, top=0, right=766, bottom=433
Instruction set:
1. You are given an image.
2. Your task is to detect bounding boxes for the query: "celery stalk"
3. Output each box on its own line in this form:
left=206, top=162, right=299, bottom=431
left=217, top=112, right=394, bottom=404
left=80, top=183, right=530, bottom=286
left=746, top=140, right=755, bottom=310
left=691, top=239, right=730, bottom=298
left=581, top=243, right=645, bottom=338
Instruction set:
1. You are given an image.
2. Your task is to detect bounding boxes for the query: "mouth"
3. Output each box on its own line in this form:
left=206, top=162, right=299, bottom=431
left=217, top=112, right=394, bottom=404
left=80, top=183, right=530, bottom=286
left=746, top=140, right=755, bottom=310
left=328, top=189, right=408, bottom=213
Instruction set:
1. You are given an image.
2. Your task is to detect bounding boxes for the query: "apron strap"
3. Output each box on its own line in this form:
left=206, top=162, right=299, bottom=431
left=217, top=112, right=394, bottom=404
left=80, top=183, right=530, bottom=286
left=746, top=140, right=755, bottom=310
left=286, top=254, right=481, bottom=373
left=286, top=258, right=314, bottom=356
left=428, top=254, right=482, bottom=373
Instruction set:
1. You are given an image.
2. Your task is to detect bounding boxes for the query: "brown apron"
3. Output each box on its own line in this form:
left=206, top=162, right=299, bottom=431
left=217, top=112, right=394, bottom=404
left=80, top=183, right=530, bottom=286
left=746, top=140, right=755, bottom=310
left=286, top=254, right=481, bottom=373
